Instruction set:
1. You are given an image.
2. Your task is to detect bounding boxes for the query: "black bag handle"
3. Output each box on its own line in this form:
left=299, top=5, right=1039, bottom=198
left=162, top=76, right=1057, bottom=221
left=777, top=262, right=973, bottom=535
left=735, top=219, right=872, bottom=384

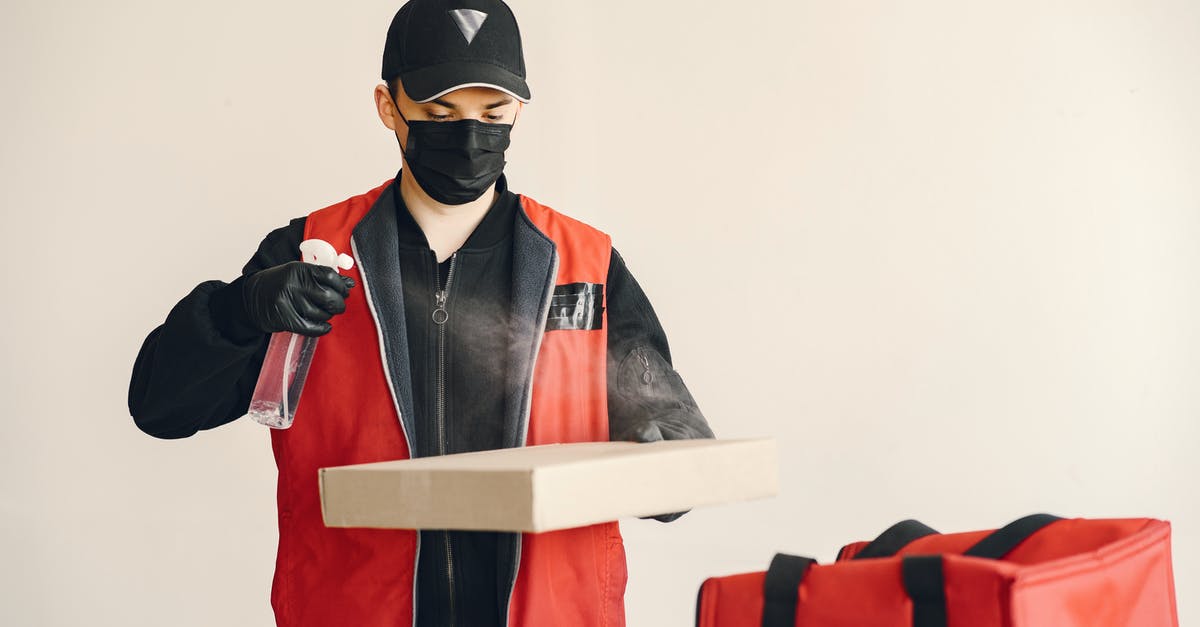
left=761, top=553, right=816, bottom=627
left=899, top=513, right=1064, bottom=627
left=963, top=513, right=1063, bottom=559
left=902, top=555, right=947, bottom=627
left=851, top=519, right=940, bottom=560
left=753, top=514, right=1062, bottom=627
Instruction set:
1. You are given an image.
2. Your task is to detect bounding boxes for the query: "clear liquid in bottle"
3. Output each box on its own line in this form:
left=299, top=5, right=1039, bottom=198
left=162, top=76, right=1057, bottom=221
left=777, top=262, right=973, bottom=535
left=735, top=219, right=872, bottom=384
left=246, top=330, right=320, bottom=429
left=243, top=238, right=354, bottom=429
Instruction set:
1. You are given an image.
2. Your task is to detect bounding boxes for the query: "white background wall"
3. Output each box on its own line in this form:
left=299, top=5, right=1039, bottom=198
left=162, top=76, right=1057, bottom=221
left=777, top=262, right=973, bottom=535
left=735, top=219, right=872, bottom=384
left=2, top=0, right=1197, bottom=624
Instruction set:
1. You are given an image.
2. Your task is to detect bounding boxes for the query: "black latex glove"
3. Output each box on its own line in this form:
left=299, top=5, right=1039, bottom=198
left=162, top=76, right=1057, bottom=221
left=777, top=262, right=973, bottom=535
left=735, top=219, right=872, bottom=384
left=241, top=261, right=355, bottom=337
left=629, top=420, right=696, bottom=524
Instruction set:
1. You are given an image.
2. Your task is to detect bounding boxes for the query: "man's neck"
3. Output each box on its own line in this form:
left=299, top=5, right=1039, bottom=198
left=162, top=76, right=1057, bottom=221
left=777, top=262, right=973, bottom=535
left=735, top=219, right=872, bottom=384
left=399, top=168, right=498, bottom=263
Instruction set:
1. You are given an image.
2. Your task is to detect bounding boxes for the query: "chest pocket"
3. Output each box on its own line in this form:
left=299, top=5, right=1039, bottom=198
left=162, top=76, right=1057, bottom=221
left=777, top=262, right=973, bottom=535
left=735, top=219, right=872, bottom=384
left=545, top=282, right=604, bottom=331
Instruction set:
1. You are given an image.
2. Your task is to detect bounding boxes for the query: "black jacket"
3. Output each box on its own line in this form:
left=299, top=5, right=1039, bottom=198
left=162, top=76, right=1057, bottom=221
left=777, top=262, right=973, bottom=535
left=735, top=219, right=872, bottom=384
left=127, top=170, right=715, bottom=626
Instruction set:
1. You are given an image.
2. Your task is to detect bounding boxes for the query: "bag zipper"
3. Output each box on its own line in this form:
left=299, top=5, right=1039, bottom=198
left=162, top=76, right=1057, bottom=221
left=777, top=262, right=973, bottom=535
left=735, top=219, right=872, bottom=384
left=432, top=250, right=458, bottom=626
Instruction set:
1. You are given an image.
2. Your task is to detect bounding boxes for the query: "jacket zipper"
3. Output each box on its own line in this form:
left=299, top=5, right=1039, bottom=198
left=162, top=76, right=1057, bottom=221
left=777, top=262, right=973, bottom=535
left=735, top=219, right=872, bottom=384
left=636, top=346, right=654, bottom=384
left=432, top=250, right=458, bottom=626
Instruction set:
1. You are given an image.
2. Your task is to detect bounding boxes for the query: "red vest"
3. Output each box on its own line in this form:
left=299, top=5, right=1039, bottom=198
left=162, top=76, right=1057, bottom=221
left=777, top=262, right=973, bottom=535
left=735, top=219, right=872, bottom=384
left=268, top=177, right=628, bottom=627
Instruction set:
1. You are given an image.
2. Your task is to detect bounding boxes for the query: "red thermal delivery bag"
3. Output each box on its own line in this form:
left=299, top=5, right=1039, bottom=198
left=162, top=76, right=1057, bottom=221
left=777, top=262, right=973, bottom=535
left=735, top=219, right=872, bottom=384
left=695, top=514, right=1178, bottom=627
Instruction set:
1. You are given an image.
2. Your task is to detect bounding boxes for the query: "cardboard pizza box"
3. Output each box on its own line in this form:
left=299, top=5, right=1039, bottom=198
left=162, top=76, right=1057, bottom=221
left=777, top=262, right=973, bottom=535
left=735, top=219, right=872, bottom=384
left=318, top=438, right=778, bottom=533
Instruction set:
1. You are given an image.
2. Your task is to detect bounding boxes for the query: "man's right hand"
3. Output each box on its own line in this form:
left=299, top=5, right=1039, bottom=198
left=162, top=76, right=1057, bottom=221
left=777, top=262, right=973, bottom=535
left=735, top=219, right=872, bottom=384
left=241, top=261, right=355, bottom=337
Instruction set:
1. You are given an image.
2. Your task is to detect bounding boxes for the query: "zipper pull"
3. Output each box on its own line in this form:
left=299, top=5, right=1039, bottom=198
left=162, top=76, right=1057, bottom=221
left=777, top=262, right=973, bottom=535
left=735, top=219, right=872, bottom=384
left=637, top=347, right=653, bottom=384
left=433, top=289, right=448, bottom=324
left=432, top=252, right=456, bottom=325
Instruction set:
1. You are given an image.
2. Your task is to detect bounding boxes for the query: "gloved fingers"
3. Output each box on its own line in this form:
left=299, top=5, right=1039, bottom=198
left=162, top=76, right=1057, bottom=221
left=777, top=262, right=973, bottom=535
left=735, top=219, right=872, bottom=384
left=292, top=318, right=333, bottom=338
left=638, top=411, right=716, bottom=441
left=304, top=283, right=348, bottom=316
left=616, top=421, right=664, bottom=443
left=655, top=416, right=713, bottom=440
left=285, top=295, right=333, bottom=337
left=307, top=265, right=353, bottom=298
left=637, top=509, right=690, bottom=522
left=292, top=293, right=335, bottom=325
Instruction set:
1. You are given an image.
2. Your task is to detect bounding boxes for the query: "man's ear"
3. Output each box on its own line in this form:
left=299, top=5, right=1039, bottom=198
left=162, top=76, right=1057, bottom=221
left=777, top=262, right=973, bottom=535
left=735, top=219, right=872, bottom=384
left=374, top=82, right=408, bottom=130
left=375, top=83, right=402, bottom=132
left=513, top=101, right=524, bottom=128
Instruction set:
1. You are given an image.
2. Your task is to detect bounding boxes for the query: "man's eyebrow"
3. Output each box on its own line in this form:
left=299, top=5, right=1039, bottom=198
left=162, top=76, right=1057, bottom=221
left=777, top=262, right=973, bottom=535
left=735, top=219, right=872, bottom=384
left=428, top=96, right=514, bottom=110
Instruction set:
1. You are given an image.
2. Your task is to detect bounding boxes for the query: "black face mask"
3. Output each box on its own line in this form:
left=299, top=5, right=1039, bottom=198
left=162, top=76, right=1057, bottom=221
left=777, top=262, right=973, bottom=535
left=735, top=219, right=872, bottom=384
left=392, top=98, right=513, bottom=205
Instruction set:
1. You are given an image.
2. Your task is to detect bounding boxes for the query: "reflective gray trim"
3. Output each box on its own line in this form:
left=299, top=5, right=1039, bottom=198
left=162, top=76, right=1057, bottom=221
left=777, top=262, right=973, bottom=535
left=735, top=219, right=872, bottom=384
left=502, top=250, right=559, bottom=627
left=498, top=199, right=561, bottom=626
left=348, top=182, right=418, bottom=443
left=348, top=184, right=424, bottom=626
left=349, top=233, right=422, bottom=627
left=350, top=235, right=412, bottom=465
left=414, top=82, right=531, bottom=104
left=521, top=252, right=560, bottom=449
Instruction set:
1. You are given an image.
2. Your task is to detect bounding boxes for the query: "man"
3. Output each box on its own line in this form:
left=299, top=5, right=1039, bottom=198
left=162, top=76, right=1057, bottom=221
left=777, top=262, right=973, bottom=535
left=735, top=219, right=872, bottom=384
left=127, top=1, right=714, bottom=626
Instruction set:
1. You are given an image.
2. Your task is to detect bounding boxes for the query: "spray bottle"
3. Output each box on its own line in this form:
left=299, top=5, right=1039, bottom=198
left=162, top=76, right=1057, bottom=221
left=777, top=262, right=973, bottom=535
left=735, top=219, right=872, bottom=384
left=245, top=239, right=354, bottom=429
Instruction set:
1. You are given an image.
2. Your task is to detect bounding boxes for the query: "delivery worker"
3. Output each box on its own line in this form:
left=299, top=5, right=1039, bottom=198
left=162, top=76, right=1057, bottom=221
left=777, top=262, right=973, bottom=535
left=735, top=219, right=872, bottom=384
left=127, top=1, right=715, bottom=626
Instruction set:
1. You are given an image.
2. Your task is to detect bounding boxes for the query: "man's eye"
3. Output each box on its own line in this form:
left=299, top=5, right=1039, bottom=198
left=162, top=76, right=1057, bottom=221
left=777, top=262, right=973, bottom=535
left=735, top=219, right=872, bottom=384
left=486, top=114, right=503, bottom=121
left=429, top=114, right=451, bottom=120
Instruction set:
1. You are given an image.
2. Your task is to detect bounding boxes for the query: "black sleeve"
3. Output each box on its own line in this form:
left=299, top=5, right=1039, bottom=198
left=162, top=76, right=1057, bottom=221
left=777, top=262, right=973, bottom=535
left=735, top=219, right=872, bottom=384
left=606, top=245, right=716, bottom=443
left=605, top=246, right=716, bottom=523
left=127, top=216, right=307, bottom=439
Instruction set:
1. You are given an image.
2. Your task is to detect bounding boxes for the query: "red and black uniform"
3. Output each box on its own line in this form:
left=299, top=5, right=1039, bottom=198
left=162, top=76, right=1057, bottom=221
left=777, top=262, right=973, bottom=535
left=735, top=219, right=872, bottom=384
left=128, top=170, right=714, bottom=627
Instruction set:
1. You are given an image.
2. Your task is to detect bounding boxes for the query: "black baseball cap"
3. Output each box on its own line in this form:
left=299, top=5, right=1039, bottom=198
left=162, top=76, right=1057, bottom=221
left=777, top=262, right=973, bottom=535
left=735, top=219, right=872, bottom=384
left=381, top=0, right=531, bottom=103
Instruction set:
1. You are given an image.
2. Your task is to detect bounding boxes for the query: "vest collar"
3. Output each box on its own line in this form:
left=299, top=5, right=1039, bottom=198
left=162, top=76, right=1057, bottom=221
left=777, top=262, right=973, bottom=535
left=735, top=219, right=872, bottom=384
left=349, top=179, right=559, bottom=456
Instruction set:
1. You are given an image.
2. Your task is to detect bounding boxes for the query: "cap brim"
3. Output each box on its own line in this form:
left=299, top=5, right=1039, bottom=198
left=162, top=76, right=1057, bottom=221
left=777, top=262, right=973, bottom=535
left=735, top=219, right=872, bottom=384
left=400, top=60, right=531, bottom=104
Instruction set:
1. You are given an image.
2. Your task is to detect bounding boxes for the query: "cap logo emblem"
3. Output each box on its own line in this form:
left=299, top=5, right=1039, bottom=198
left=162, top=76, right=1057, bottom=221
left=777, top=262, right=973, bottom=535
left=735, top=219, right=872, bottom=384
left=447, top=9, right=488, bottom=45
